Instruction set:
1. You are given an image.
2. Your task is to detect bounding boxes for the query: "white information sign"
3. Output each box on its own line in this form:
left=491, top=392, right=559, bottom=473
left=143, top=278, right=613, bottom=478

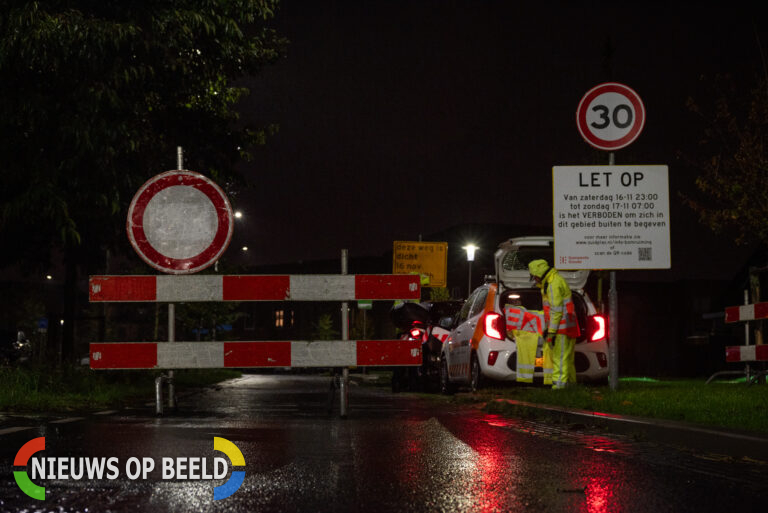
left=553, top=165, right=670, bottom=270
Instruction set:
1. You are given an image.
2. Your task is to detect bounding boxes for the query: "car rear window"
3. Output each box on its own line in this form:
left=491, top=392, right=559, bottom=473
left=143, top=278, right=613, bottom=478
left=501, top=247, right=553, bottom=271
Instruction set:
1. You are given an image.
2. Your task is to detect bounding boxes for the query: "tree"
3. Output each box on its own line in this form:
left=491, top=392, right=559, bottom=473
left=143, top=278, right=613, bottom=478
left=683, top=75, right=768, bottom=246
left=0, top=1, right=287, bottom=357
left=311, top=314, right=339, bottom=341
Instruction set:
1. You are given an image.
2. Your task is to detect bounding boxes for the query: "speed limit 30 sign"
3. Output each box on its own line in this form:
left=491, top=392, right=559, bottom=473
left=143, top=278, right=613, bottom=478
left=576, top=82, right=645, bottom=151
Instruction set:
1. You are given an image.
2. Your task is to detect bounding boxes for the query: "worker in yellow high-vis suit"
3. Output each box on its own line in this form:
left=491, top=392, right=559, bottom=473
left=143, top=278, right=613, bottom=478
left=505, top=299, right=552, bottom=384
left=528, top=259, right=579, bottom=389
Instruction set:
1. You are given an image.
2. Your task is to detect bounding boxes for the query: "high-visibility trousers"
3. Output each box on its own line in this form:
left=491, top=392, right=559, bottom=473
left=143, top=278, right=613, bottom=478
left=551, top=334, right=576, bottom=389
left=514, top=330, right=539, bottom=383
left=542, top=340, right=553, bottom=385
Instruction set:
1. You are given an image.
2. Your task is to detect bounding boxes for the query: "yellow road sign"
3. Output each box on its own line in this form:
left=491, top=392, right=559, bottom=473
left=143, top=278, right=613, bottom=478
left=392, top=241, right=447, bottom=288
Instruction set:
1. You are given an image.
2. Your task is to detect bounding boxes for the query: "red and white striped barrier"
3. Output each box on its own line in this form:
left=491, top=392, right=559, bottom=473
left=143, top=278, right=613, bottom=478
left=724, top=302, right=768, bottom=323
left=89, top=274, right=420, bottom=302
left=722, top=302, right=768, bottom=361
left=725, top=345, right=768, bottom=363
left=90, top=340, right=421, bottom=369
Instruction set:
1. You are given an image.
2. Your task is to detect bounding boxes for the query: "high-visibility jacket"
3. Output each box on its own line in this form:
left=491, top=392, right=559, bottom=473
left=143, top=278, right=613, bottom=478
left=505, top=306, right=547, bottom=383
left=541, top=269, right=579, bottom=338
left=505, top=306, right=544, bottom=335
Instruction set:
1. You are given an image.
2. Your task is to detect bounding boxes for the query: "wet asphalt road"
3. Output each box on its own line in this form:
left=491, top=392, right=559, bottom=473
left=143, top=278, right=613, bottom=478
left=1, top=373, right=767, bottom=512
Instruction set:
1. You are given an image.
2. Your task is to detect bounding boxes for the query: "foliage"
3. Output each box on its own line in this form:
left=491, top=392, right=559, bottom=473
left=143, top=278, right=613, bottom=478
left=682, top=75, right=768, bottom=245
left=176, top=301, right=243, bottom=341
left=477, top=378, right=768, bottom=435
left=0, top=364, right=240, bottom=411
left=428, top=287, right=452, bottom=301
left=0, top=1, right=287, bottom=270
left=311, top=313, right=339, bottom=340
left=350, top=310, right=375, bottom=340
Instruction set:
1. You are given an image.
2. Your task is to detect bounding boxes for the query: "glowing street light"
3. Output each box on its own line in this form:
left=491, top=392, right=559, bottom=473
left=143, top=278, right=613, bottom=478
left=234, top=211, right=243, bottom=219
left=463, top=244, right=478, bottom=297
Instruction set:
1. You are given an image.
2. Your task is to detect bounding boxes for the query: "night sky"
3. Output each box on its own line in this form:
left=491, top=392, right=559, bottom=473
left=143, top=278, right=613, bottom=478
left=229, top=2, right=766, bottom=280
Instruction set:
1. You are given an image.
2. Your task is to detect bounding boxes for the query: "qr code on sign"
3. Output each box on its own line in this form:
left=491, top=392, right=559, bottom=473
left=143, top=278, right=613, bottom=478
left=639, top=247, right=652, bottom=261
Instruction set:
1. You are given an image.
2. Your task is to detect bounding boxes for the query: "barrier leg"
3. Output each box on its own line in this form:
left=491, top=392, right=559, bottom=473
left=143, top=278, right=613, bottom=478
left=155, top=376, right=165, bottom=416
left=340, top=368, right=349, bottom=419
left=328, top=372, right=337, bottom=414
left=168, top=370, right=175, bottom=410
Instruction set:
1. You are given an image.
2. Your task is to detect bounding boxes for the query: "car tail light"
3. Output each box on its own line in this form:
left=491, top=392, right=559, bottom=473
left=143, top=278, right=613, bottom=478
left=409, top=328, right=423, bottom=340
left=589, top=315, right=607, bottom=342
left=487, top=351, right=499, bottom=366
left=483, top=312, right=505, bottom=340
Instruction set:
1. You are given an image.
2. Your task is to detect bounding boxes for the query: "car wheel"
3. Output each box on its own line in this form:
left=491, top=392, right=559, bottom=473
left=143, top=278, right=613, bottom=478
left=440, top=357, right=455, bottom=395
left=470, top=353, right=484, bottom=393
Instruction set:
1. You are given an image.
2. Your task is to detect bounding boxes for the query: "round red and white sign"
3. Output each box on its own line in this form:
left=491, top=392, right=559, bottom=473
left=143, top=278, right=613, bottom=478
left=576, top=82, right=645, bottom=151
left=127, top=170, right=234, bottom=274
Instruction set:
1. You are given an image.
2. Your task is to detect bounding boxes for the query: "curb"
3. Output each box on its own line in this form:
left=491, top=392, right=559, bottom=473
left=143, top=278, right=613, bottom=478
left=490, top=398, right=768, bottom=461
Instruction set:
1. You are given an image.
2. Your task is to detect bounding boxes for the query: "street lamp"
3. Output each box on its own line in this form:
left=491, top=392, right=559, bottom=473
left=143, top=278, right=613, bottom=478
left=462, top=244, right=478, bottom=298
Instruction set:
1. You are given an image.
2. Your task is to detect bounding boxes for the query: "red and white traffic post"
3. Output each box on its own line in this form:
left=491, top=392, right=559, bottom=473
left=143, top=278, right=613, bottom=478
left=706, top=298, right=768, bottom=384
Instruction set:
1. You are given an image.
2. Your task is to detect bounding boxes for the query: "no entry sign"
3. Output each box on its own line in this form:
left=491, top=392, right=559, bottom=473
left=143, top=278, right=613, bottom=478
left=576, top=82, right=645, bottom=151
left=127, top=170, right=233, bottom=274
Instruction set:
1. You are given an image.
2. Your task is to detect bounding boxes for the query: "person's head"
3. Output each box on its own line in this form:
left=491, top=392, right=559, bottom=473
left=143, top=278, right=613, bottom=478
left=528, top=259, right=550, bottom=285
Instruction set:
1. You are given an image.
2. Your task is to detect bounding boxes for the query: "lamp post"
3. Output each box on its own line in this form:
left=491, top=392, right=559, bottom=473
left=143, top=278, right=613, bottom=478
left=463, top=244, right=478, bottom=298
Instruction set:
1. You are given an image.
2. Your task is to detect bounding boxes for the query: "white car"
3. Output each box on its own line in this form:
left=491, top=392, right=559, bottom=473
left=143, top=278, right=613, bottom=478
left=440, top=236, right=609, bottom=392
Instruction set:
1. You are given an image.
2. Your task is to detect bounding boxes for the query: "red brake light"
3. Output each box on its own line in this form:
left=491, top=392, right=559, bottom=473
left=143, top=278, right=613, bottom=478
left=488, top=351, right=499, bottom=366
left=483, top=312, right=505, bottom=340
left=590, top=315, right=606, bottom=341
left=409, top=328, right=422, bottom=340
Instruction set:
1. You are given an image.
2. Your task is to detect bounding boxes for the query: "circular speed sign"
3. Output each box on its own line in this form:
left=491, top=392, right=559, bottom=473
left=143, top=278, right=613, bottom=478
left=127, top=170, right=234, bottom=274
left=576, top=82, right=645, bottom=151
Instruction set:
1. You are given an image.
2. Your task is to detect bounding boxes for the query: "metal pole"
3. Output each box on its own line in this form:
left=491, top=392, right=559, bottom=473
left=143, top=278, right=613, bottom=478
left=167, top=146, right=183, bottom=410
left=155, top=376, right=165, bottom=416
left=467, top=261, right=473, bottom=298
left=608, top=151, right=619, bottom=391
left=168, top=303, right=175, bottom=408
left=609, top=271, right=619, bottom=390
left=745, top=289, right=752, bottom=381
left=340, top=249, right=349, bottom=418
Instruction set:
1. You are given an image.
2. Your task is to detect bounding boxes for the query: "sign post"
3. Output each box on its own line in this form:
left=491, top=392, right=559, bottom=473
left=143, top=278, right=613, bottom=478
left=573, top=82, right=651, bottom=390
left=126, top=147, right=234, bottom=412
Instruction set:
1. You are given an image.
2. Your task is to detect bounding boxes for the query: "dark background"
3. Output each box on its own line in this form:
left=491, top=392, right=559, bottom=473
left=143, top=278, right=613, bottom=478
left=229, top=1, right=765, bottom=282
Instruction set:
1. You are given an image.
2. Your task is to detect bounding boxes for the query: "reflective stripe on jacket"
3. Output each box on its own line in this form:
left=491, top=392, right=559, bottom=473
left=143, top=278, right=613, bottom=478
left=505, top=306, right=545, bottom=335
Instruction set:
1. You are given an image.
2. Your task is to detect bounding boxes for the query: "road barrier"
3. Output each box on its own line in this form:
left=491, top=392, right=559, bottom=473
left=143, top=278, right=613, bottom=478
left=89, top=272, right=421, bottom=416
left=707, top=301, right=768, bottom=384
left=89, top=274, right=420, bottom=302
left=89, top=340, right=421, bottom=369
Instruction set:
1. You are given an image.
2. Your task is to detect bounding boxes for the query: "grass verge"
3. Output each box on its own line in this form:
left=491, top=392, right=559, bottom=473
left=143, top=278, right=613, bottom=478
left=469, top=377, right=768, bottom=435
left=0, top=365, right=241, bottom=412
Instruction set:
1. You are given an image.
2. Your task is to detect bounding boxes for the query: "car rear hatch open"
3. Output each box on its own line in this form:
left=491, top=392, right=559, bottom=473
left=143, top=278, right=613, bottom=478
left=495, top=236, right=589, bottom=290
